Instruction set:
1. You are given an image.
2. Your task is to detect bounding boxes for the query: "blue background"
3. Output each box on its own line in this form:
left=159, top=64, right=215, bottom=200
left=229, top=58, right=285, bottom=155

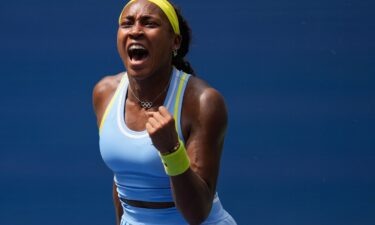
left=1, top=0, right=374, bottom=224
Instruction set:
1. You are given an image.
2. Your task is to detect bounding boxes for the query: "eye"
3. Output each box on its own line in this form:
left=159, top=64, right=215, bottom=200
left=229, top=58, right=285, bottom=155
left=120, top=20, right=134, bottom=28
left=144, top=21, right=158, bottom=28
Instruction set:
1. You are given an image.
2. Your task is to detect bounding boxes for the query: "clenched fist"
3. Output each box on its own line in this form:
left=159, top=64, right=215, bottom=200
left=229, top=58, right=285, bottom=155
left=145, top=106, right=179, bottom=154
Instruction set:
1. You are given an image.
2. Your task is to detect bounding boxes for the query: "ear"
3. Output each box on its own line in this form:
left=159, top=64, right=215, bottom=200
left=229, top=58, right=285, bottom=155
left=173, top=34, right=182, bottom=51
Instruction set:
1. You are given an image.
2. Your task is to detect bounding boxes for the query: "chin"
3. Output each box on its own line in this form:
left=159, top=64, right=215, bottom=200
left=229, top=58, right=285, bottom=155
left=126, top=64, right=152, bottom=80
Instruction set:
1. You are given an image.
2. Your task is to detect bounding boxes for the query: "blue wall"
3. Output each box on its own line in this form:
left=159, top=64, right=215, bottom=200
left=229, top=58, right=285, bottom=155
left=1, top=0, right=374, bottom=224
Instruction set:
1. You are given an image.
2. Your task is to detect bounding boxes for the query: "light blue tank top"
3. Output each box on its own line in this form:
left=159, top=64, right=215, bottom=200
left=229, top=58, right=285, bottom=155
left=99, top=68, right=235, bottom=224
left=99, top=68, right=190, bottom=202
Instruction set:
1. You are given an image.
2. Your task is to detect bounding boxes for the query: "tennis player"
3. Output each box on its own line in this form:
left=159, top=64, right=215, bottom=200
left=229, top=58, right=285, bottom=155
left=93, top=0, right=237, bottom=224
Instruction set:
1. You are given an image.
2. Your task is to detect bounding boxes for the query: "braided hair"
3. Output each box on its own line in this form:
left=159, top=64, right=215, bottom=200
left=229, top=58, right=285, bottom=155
left=172, top=7, right=195, bottom=76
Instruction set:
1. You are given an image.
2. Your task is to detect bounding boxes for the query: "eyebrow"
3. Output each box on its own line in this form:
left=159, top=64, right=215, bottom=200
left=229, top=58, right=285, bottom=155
left=122, top=14, right=160, bottom=21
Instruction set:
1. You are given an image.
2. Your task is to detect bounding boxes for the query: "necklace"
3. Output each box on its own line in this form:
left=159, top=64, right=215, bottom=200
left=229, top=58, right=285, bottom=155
left=128, top=75, right=172, bottom=109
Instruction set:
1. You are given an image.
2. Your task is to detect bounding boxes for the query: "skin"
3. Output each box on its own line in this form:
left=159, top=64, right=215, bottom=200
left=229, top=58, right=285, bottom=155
left=92, top=1, right=228, bottom=224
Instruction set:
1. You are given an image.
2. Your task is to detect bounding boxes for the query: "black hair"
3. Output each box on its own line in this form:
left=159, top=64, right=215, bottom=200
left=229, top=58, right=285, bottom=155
left=172, top=7, right=195, bottom=76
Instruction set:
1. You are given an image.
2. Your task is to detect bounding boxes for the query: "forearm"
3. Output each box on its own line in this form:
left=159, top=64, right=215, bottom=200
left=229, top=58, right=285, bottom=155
left=114, top=198, right=123, bottom=225
left=145, top=106, right=222, bottom=224
left=170, top=168, right=214, bottom=225
left=113, top=183, right=123, bottom=225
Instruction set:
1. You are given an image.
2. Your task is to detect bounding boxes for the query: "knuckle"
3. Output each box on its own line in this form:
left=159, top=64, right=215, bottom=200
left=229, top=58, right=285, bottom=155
left=166, top=114, right=173, bottom=121
left=168, top=116, right=175, bottom=124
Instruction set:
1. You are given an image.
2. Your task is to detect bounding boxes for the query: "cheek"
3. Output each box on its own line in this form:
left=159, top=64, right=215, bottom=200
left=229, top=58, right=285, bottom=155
left=150, top=34, right=174, bottom=55
left=117, top=29, right=127, bottom=56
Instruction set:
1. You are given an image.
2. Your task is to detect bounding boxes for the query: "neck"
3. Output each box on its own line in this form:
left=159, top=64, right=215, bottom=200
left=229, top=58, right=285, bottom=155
left=127, top=65, right=173, bottom=105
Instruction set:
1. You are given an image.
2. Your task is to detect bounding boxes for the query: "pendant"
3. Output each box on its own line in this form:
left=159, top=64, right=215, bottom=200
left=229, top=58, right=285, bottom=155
left=140, top=101, right=153, bottom=109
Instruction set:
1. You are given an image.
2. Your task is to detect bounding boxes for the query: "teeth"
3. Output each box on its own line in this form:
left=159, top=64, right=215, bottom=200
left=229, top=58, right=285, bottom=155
left=129, top=44, right=146, bottom=51
left=128, top=44, right=148, bottom=61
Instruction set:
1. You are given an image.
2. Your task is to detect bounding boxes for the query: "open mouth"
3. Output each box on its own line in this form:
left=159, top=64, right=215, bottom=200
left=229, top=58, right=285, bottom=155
left=128, top=44, right=149, bottom=62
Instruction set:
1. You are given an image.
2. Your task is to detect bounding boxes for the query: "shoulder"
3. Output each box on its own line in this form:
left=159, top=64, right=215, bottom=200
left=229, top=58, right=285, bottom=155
left=186, top=76, right=227, bottom=113
left=184, top=76, right=228, bottom=131
left=93, top=73, right=123, bottom=99
left=92, top=73, right=124, bottom=121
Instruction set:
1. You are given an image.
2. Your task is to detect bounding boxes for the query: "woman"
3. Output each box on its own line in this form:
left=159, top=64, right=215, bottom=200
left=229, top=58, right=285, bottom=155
left=93, top=0, right=237, bottom=224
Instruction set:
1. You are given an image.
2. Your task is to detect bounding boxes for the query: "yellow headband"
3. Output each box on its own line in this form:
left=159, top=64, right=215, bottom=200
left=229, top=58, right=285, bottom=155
left=118, top=0, right=180, bottom=35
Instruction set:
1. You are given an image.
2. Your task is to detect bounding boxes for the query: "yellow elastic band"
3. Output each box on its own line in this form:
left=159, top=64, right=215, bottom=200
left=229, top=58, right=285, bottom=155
left=118, top=0, right=180, bottom=35
left=173, top=72, right=187, bottom=130
left=159, top=139, right=190, bottom=176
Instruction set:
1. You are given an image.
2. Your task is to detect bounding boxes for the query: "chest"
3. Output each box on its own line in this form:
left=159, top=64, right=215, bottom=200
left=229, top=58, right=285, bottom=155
left=100, top=124, right=166, bottom=176
left=124, top=99, right=150, bottom=132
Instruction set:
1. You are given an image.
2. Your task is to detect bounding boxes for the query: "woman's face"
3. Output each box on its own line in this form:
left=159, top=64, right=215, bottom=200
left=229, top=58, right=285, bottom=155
left=117, top=0, right=180, bottom=79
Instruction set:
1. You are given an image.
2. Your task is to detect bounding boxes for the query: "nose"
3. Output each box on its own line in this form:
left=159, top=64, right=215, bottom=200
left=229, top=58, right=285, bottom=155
left=129, top=23, right=144, bottom=39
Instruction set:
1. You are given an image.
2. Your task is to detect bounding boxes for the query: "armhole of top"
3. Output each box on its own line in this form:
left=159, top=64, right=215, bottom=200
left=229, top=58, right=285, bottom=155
left=99, top=74, right=126, bottom=134
left=173, top=73, right=190, bottom=144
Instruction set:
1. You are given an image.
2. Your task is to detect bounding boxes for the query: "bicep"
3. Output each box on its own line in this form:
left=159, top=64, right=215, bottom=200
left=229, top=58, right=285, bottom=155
left=185, top=88, right=228, bottom=192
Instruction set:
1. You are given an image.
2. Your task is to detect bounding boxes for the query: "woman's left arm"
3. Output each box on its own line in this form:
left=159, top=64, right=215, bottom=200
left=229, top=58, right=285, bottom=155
left=146, top=85, right=228, bottom=225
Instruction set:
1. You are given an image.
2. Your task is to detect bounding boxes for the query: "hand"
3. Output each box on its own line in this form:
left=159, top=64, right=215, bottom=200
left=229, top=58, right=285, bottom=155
left=145, top=106, right=179, bottom=154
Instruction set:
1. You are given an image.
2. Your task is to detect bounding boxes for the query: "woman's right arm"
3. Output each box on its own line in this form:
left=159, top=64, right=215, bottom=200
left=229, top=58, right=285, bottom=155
left=113, top=182, right=123, bottom=225
left=92, top=75, right=123, bottom=225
